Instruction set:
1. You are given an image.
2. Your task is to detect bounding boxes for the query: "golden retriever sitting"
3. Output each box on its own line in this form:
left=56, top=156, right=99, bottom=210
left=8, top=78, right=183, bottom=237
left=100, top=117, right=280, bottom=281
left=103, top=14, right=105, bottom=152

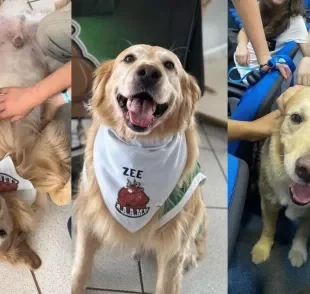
left=252, top=87, right=310, bottom=267
left=72, top=45, right=208, bottom=294
left=0, top=119, right=70, bottom=269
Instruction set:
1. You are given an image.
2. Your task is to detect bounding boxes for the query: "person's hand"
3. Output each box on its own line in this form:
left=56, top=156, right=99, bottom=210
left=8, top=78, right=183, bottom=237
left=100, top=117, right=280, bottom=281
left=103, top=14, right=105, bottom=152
left=235, top=45, right=250, bottom=65
left=247, top=110, right=281, bottom=141
left=297, top=57, right=310, bottom=86
left=0, top=86, right=39, bottom=121
left=276, top=63, right=291, bottom=82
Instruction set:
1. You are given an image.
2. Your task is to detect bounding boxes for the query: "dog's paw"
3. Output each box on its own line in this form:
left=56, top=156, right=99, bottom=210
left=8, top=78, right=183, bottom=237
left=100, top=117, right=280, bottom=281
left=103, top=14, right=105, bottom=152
left=289, top=245, right=308, bottom=268
left=183, top=253, right=198, bottom=272
left=49, top=179, right=71, bottom=206
left=251, top=240, right=272, bottom=264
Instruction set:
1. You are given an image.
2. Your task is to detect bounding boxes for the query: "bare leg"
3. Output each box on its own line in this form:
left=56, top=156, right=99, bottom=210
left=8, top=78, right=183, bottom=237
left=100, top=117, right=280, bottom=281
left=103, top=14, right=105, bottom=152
left=252, top=196, right=281, bottom=264
left=72, top=220, right=100, bottom=294
left=289, top=218, right=310, bottom=267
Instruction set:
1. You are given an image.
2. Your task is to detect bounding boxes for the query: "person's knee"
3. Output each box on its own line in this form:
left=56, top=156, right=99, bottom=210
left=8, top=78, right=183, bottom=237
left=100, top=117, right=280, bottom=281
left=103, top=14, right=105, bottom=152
left=36, top=12, right=71, bottom=63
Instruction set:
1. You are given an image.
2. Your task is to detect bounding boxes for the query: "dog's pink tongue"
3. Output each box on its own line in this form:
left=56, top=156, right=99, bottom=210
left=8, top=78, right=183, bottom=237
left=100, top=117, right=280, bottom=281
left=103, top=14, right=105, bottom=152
left=291, top=184, right=310, bottom=204
left=127, top=98, right=154, bottom=127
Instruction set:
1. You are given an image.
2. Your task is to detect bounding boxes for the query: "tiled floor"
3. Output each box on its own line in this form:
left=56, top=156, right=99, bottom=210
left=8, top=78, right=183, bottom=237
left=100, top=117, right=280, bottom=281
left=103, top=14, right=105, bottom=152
left=81, top=121, right=228, bottom=294
left=0, top=199, right=72, bottom=294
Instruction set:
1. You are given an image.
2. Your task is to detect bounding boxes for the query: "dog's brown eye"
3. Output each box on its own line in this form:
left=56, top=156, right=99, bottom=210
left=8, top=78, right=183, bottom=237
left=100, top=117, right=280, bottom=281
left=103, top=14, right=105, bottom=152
left=290, top=113, right=303, bottom=124
left=0, top=230, right=6, bottom=237
left=164, top=61, right=174, bottom=70
left=124, top=54, right=136, bottom=63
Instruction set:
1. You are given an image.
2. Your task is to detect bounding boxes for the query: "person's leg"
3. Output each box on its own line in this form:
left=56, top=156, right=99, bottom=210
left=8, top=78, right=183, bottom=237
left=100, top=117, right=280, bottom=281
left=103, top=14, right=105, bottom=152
left=36, top=10, right=71, bottom=64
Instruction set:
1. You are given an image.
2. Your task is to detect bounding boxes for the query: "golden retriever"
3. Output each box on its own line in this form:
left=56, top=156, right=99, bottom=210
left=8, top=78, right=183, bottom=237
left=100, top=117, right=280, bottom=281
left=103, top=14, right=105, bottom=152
left=0, top=119, right=70, bottom=269
left=72, top=45, right=208, bottom=294
left=252, top=87, right=310, bottom=267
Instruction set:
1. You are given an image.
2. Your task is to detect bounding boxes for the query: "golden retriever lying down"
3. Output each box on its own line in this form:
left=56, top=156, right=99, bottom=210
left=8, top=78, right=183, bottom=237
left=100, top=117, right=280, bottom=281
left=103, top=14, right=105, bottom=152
left=72, top=45, right=208, bottom=294
left=0, top=119, right=70, bottom=269
left=252, top=87, right=310, bottom=267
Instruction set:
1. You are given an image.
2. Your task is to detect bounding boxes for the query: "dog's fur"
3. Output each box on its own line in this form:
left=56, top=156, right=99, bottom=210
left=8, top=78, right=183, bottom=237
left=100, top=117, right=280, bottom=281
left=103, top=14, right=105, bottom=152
left=72, top=45, right=208, bottom=294
left=0, top=0, right=70, bottom=269
left=252, top=87, right=310, bottom=267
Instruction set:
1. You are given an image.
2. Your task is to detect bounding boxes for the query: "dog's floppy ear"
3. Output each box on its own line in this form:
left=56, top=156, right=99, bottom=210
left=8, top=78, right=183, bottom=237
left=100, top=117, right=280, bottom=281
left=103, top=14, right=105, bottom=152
left=277, top=85, right=304, bottom=114
left=0, top=196, right=11, bottom=223
left=16, top=238, right=41, bottom=270
left=92, top=59, right=115, bottom=107
left=179, top=73, right=201, bottom=127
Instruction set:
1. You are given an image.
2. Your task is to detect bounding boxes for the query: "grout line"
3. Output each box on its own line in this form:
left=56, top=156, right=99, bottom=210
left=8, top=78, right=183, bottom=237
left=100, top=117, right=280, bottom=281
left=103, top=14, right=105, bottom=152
left=86, top=287, right=151, bottom=293
left=199, top=146, right=213, bottom=151
left=30, top=270, right=42, bottom=294
left=199, top=120, right=227, bottom=182
left=206, top=206, right=227, bottom=210
left=137, top=261, right=145, bottom=294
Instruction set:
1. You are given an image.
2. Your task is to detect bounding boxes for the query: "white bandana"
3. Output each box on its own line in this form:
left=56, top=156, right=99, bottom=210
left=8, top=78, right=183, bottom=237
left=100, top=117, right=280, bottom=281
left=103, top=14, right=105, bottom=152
left=0, top=156, right=36, bottom=205
left=91, top=125, right=189, bottom=233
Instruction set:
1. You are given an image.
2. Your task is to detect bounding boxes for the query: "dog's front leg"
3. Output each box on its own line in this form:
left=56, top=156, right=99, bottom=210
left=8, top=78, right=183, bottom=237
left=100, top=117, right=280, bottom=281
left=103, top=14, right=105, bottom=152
left=289, top=218, right=310, bottom=267
left=155, top=246, right=186, bottom=294
left=251, top=196, right=281, bottom=264
left=72, top=220, right=100, bottom=294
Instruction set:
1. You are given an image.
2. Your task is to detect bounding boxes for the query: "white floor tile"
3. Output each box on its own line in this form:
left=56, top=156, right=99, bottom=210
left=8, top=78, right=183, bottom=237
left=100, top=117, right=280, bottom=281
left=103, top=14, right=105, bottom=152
left=140, top=208, right=227, bottom=294
left=30, top=200, right=72, bottom=294
left=202, top=123, right=227, bottom=177
left=87, top=291, right=143, bottom=294
left=200, top=149, right=227, bottom=208
left=197, top=122, right=211, bottom=149
left=0, top=265, right=37, bottom=294
left=88, top=248, right=141, bottom=292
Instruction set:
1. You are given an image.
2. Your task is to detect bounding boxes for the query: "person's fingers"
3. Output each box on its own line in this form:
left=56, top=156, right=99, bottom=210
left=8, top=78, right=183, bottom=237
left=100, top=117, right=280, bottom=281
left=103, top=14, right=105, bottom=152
left=0, top=102, right=5, bottom=112
left=0, top=110, right=9, bottom=120
left=236, top=55, right=241, bottom=65
left=278, top=66, right=288, bottom=81
left=297, top=73, right=302, bottom=85
left=11, top=115, right=23, bottom=122
left=303, top=75, right=308, bottom=86
left=0, top=88, right=8, bottom=95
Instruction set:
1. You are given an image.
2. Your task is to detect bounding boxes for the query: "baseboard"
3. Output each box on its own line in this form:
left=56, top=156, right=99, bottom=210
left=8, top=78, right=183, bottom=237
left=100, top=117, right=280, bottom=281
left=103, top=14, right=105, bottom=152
left=203, top=43, right=227, bottom=59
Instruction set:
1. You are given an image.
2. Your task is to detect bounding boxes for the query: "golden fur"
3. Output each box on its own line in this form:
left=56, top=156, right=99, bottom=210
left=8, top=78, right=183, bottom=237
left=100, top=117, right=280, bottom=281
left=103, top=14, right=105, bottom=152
left=72, top=45, right=208, bottom=294
left=0, top=118, right=71, bottom=269
left=252, top=87, right=310, bottom=267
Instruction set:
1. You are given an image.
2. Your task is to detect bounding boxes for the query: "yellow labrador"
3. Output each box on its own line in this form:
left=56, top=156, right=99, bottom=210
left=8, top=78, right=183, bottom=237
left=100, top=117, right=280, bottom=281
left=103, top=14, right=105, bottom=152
left=252, top=87, right=310, bottom=267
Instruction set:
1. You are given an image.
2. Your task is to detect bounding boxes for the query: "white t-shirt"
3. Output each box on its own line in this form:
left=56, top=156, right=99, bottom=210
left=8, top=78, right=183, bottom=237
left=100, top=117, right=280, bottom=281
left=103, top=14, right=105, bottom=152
left=234, top=15, right=308, bottom=79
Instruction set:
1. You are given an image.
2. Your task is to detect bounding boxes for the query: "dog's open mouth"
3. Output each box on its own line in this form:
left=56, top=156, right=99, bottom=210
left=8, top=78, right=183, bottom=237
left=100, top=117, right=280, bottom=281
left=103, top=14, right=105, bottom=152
left=289, top=183, right=310, bottom=206
left=117, top=92, right=168, bottom=132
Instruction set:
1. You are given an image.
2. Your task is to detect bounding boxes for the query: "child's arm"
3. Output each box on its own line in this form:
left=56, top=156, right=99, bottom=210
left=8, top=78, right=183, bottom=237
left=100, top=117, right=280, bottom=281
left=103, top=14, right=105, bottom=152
left=0, top=61, right=71, bottom=121
left=228, top=110, right=281, bottom=141
left=235, top=29, right=250, bottom=65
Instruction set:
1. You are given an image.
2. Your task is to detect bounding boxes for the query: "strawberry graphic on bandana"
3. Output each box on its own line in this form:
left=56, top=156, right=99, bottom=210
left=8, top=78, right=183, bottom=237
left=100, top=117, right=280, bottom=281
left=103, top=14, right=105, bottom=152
left=0, top=173, right=19, bottom=193
left=116, top=179, right=150, bottom=218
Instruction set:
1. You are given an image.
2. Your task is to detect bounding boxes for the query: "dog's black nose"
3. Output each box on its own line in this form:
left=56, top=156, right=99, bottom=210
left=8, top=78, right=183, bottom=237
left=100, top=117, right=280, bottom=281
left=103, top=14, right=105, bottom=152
left=295, top=156, right=310, bottom=183
left=136, top=64, right=162, bottom=87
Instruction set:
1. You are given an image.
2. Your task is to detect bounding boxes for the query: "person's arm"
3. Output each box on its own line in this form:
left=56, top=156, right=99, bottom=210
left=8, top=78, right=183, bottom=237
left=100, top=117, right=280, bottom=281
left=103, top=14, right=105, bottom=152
left=299, top=43, right=310, bottom=57
left=0, top=61, right=71, bottom=120
left=228, top=110, right=281, bottom=141
left=235, top=29, right=250, bottom=65
left=31, top=61, right=71, bottom=104
left=237, top=29, right=249, bottom=47
left=231, top=0, right=271, bottom=65
left=232, top=0, right=290, bottom=80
